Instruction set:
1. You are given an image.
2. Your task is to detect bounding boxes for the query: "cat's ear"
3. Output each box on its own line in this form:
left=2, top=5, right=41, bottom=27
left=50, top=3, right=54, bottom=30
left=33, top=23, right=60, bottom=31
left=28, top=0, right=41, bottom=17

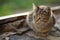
left=32, top=3, right=39, bottom=10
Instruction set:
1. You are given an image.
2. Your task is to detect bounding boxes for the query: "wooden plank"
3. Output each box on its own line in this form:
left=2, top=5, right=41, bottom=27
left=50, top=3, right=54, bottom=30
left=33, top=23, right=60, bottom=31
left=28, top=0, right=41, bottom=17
left=0, top=12, right=30, bottom=20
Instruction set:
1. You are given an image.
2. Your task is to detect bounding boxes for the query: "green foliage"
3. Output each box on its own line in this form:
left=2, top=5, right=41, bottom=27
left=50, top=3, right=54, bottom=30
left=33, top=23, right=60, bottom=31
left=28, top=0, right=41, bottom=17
left=0, top=0, right=60, bottom=16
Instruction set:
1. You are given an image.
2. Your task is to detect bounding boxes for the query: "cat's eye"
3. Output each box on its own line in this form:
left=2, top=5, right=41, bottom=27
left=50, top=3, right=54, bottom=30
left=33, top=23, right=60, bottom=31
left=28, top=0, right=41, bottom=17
left=44, top=10, right=49, bottom=14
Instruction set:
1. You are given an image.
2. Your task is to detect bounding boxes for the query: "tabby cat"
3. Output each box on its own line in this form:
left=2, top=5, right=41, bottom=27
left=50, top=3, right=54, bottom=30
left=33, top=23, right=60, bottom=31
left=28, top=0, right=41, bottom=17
left=26, top=3, right=55, bottom=38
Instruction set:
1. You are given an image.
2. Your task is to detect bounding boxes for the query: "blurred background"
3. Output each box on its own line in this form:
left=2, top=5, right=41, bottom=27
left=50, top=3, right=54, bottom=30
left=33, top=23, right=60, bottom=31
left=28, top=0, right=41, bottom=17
left=0, top=0, right=60, bottom=16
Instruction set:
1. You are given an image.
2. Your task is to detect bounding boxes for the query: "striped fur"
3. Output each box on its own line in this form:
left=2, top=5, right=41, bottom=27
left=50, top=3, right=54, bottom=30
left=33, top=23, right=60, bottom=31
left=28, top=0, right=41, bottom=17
left=26, top=5, right=55, bottom=37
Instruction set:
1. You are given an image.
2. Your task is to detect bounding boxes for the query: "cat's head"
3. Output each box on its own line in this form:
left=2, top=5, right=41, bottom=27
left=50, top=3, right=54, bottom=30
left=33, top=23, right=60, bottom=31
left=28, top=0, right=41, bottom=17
left=32, top=3, right=52, bottom=19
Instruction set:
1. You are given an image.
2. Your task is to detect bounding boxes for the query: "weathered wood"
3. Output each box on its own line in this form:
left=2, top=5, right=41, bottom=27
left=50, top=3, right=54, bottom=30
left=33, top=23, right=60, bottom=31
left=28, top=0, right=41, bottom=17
left=0, top=12, right=29, bottom=20
left=0, top=16, right=26, bottom=25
